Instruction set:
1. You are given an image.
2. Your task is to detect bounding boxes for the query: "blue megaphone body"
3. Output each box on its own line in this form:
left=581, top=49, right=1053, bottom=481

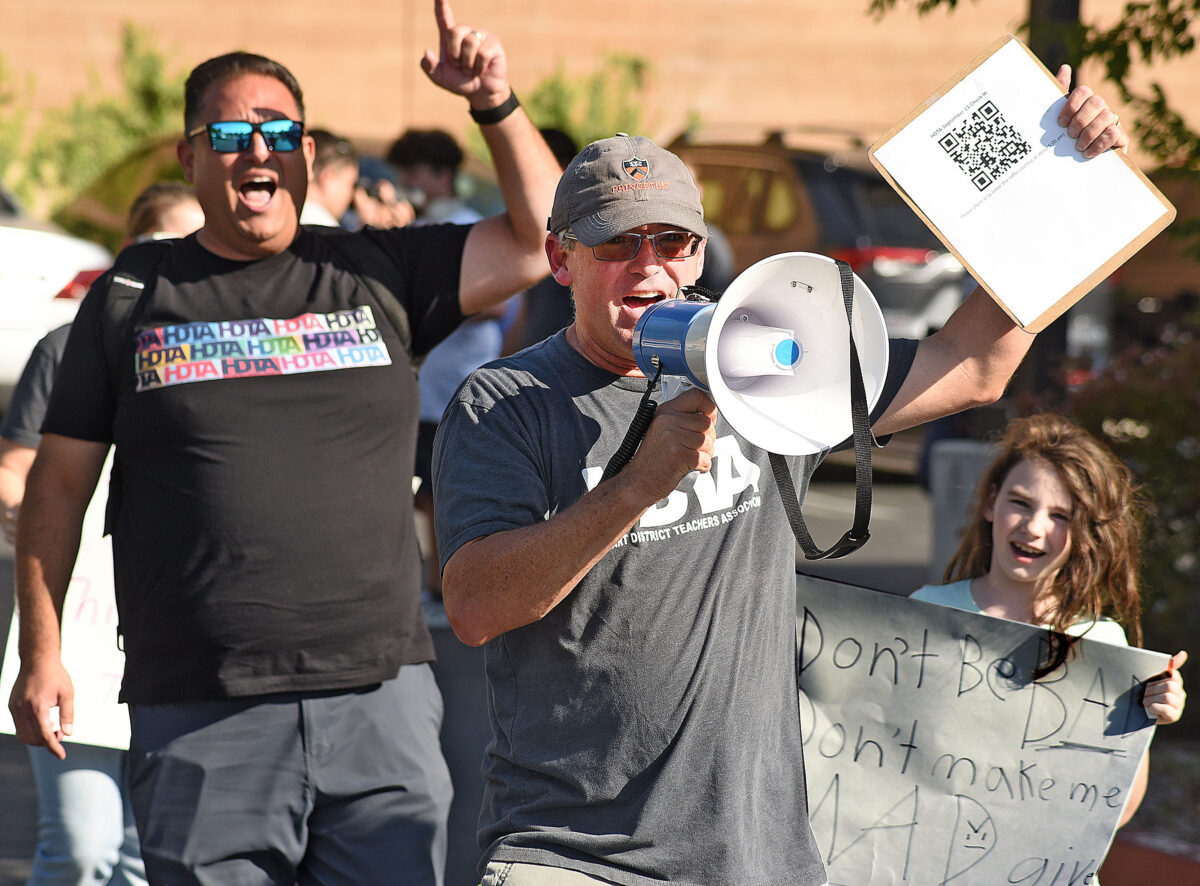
left=631, top=252, right=890, bottom=456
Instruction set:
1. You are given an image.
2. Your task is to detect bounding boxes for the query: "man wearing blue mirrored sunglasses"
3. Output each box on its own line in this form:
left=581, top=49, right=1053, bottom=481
left=8, top=1, right=560, bottom=884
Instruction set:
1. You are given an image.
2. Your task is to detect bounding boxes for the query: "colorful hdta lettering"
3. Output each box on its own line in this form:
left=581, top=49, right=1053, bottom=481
left=133, top=306, right=391, bottom=392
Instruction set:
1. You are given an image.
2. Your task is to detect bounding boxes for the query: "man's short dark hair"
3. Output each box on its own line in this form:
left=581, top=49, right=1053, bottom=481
left=184, top=52, right=306, bottom=133
left=309, top=129, right=358, bottom=174
left=386, top=129, right=464, bottom=174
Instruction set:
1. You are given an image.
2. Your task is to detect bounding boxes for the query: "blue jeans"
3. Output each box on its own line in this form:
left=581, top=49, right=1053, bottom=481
left=127, top=665, right=452, bottom=886
left=26, top=743, right=147, bottom=886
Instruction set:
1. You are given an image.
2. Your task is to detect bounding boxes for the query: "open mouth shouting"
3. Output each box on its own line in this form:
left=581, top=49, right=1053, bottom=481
left=238, top=175, right=278, bottom=211
left=1009, top=541, right=1046, bottom=562
left=623, top=292, right=667, bottom=310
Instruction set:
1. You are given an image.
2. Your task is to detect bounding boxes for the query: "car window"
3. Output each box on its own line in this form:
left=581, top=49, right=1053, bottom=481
left=793, top=158, right=862, bottom=246
left=693, top=164, right=798, bottom=236
left=763, top=174, right=797, bottom=231
left=793, top=159, right=942, bottom=250
left=851, top=172, right=942, bottom=248
left=697, top=165, right=761, bottom=235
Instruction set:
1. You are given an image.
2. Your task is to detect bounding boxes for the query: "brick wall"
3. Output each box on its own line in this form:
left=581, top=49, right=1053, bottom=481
left=2, top=0, right=1196, bottom=168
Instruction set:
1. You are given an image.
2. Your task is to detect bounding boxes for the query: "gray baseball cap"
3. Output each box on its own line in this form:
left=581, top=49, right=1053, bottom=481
left=548, top=134, right=707, bottom=247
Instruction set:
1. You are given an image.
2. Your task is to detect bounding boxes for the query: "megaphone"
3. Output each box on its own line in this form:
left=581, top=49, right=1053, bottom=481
left=632, top=252, right=890, bottom=455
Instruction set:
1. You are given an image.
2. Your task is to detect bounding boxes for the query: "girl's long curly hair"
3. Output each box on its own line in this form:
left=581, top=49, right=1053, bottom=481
left=944, top=413, right=1144, bottom=651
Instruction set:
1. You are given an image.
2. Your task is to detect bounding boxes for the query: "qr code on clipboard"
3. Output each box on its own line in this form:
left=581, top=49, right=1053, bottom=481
left=938, top=100, right=1031, bottom=191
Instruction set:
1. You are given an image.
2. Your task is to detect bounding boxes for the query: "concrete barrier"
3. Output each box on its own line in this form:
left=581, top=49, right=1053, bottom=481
left=928, top=438, right=995, bottom=583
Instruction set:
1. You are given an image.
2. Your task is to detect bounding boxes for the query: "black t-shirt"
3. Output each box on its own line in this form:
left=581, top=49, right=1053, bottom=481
left=43, top=225, right=470, bottom=703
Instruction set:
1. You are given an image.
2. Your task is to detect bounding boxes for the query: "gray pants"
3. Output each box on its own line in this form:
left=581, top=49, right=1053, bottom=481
left=127, top=665, right=451, bottom=886
left=481, top=862, right=615, bottom=885
left=482, top=861, right=830, bottom=886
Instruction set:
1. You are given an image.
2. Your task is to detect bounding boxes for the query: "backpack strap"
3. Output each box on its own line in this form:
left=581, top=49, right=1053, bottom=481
left=311, top=227, right=416, bottom=366
left=101, top=239, right=173, bottom=389
left=99, top=239, right=171, bottom=538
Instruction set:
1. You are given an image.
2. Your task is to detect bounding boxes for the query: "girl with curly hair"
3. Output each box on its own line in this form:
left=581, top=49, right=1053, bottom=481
left=911, top=412, right=1186, bottom=826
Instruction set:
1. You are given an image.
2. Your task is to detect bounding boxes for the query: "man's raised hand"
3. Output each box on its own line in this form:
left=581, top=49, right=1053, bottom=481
left=1055, top=64, right=1129, bottom=158
left=421, top=0, right=510, bottom=109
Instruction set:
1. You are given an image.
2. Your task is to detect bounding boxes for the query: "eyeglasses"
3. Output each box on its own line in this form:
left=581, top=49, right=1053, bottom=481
left=570, top=230, right=702, bottom=262
left=186, top=119, right=305, bottom=153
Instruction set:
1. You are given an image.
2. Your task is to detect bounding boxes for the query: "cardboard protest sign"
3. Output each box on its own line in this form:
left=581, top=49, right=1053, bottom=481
left=796, top=574, right=1167, bottom=886
left=0, top=455, right=129, bottom=749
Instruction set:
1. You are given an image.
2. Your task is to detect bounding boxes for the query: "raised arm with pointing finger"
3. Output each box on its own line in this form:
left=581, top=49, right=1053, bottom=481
left=9, top=5, right=556, bottom=882
left=423, top=0, right=560, bottom=316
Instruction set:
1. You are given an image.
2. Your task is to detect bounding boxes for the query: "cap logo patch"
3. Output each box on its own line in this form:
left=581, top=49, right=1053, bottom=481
left=623, top=157, right=649, bottom=181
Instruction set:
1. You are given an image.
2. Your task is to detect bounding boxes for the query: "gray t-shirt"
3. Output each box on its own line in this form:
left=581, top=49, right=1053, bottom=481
left=1, top=323, right=70, bottom=448
left=434, top=330, right=916, bottom=885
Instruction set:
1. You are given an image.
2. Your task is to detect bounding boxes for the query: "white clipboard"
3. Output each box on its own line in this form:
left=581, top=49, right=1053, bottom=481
left=869, top=35, right=1175, bottom=332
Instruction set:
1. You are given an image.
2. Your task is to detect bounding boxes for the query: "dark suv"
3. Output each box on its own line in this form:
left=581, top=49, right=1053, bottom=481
left=669, top=131, right=968, bottom=338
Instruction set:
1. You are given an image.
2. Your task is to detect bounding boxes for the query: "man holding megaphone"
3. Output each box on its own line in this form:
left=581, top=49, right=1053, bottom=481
left=432, top=70, right=1125, bottom=886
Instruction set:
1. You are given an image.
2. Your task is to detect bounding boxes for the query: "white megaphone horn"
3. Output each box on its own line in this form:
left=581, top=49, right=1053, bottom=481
left=632, top=252, right=890, bottom=456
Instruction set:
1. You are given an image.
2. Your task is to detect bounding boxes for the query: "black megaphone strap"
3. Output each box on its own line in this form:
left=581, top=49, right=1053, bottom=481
left=768, top=259, right=873, bottom=560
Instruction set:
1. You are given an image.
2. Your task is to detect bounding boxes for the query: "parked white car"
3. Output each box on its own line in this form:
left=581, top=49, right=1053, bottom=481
left=0, top=188, right=111, bottom=411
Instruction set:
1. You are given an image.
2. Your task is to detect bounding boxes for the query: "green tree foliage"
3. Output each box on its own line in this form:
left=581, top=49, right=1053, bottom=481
left=1069, top=309, right=1200, bottom=690
left=0, top=58, right=32, bottom=199
left=0, top=24, right=185, bottom=216
left=869, top=0, right=969, bottom=12
left=1082, top=1, right=1199, bottom=175
left=525, top=54, right=649, bottom=148
left=466, top=54, right=650, bottom=165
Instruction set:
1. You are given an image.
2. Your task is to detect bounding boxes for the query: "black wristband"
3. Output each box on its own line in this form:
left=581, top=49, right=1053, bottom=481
left=469, top=91, right=519, bottom=125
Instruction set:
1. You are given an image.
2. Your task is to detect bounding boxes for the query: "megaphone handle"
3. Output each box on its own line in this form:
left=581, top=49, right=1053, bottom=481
left=769, top=260, right=874, bottom=561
